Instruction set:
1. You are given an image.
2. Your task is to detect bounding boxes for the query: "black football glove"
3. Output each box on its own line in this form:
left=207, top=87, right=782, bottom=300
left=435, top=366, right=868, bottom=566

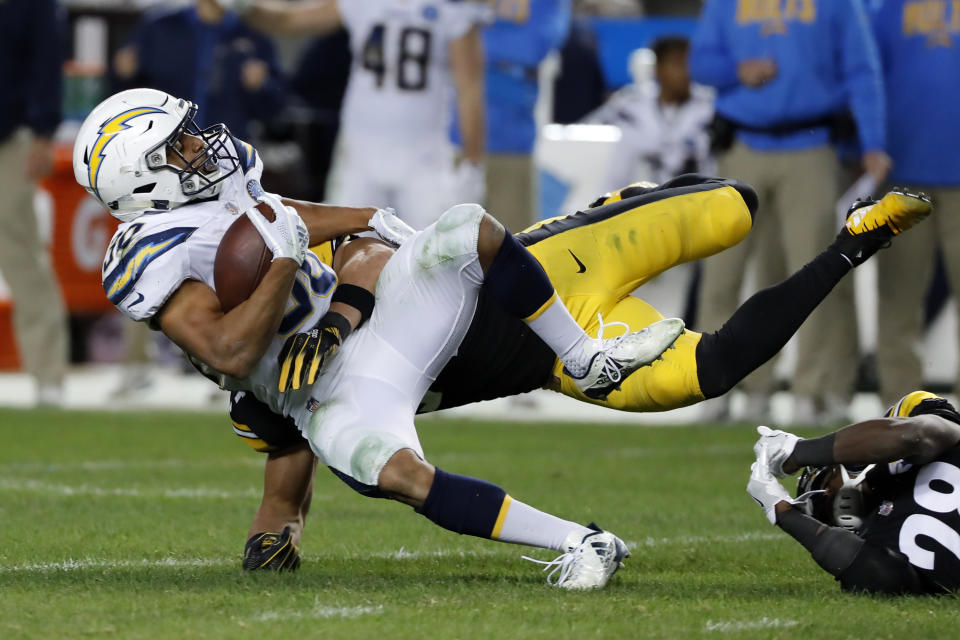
left=277, top=312, right=351, bottom=393
left=242, top=525, right=301, bottom=571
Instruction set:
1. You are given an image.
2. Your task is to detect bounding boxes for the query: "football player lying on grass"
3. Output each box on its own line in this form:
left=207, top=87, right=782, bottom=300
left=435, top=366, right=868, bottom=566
left=230, top=178, right=931, bottom=572
left=749, top=391, right=960, bottom=594
left=77, top=88, right=690, bottom=590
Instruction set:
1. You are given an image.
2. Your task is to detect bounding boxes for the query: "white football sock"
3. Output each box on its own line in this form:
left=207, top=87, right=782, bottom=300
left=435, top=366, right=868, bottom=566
left=492, top=495, right=592, bottom=552
left=525, top=294, right=593, bottom=377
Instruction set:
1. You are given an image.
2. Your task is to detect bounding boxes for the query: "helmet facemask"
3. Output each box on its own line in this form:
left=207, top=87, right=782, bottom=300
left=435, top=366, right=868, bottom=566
left=142, top=102, right=241, bottom=205
left=797, top=463, right=876, bottom=533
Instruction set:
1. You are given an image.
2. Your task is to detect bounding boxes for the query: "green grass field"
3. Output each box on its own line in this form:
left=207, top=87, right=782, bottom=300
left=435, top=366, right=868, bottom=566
left=1, top=408, right=957, bottom=639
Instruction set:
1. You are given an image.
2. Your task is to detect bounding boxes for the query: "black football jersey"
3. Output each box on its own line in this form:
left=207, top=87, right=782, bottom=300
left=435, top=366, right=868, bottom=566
left=858, top=446, right=960, bottom=593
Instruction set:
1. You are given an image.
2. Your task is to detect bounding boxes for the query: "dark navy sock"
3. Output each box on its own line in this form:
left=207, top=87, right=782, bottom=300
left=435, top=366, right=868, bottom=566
left=484, top=230, right=555, bottom=320
left=415, top=468, right=508, bottom=538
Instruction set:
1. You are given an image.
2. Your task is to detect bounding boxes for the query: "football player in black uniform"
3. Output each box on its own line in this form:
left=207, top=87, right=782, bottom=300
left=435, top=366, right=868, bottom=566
left=238, top=175, right=932, bottom=570
left=749, top=390, right=960, bottom=594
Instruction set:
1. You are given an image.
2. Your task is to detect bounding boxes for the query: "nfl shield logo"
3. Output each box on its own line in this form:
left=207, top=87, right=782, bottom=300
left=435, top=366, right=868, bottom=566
left=246, top=179, right=265, bottom=201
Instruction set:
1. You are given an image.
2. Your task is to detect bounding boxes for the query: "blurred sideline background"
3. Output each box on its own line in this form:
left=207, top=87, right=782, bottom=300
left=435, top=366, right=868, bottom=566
left=0, top=0, right=954, bottom=425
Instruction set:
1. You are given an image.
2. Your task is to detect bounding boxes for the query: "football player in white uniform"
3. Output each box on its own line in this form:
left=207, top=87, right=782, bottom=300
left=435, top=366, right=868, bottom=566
left=234, top=0, right=487, bottom=228
left=75, top=88, right=686, bottom=589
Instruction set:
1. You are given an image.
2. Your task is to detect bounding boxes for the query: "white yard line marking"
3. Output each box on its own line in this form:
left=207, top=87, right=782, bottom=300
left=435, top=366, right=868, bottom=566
left=0, top=458, right=262, bottom=473
left=252, top=604, right=384, bottom=622
left=0, top=532, right=781, bottom=574
left=377, top=547, right=500, bottom=560
left=705, top=618, right=799, bottom=632
left=0, top=549, right=495, bottom=573
left=626, top=531, right=782, bottom=549
left=0, top=558, right=233, bottom=572
left=0, top=477, right=262, bottom=500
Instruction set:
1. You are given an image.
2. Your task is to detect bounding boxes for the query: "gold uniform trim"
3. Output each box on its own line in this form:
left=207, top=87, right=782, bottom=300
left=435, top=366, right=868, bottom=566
left=232, top=420, right=272, bottom=452
left=491, top=494, right=514, bottom=539
left=523, top=292, right=558, bottom=323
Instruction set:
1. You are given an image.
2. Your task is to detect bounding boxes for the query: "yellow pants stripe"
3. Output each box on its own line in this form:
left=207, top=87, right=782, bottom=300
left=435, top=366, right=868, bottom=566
left=232, top=420, right=273, bottom=452
left=523, top=291, right=558, bottom=323
left=491, top=494, right=514, bottom=539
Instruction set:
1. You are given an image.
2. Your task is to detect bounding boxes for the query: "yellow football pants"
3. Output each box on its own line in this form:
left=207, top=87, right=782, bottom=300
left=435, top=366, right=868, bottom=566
left=522, top=184, right=753, bottom=412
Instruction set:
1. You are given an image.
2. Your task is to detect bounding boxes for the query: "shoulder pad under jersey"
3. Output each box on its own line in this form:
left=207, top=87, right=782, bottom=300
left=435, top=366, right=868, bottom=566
left=101, top=206, right=214, bottom=322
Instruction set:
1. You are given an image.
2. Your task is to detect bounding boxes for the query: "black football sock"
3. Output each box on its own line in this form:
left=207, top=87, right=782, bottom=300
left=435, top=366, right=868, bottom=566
left=696, top=249, right=851, bottom=398
left=828, top=228, right=891, bottom=268
left=483, top=231, right=592, bottom=375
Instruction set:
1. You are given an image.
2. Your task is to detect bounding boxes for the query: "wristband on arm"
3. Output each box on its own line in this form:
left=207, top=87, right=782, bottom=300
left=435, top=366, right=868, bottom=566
left=332, top=284, right=375, bottom=326
left=792, top=433, right=837, bottom=468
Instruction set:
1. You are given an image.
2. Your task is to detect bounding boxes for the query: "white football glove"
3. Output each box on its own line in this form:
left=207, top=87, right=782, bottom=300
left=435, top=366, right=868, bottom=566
left=454, top=161, right=486, bottom=204
left=368, top=207, right=415, bottom=246
left=246, top=192, right=309, bottom=265
left=754, top=425, right=802, bottom=478
left=747, top=460, right=792, bottom=525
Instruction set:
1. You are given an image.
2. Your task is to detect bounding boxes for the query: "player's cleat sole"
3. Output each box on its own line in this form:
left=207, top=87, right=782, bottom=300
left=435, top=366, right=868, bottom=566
left=569, top=317, right=685, bottom=400
left=832, top=188, right=932, bottom=266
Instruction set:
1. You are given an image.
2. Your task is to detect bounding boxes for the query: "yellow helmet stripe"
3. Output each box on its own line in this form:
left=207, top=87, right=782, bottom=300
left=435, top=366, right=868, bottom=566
left=88, top=107, right=166, bottom=201
left=887, top=390, right=940, bottom=418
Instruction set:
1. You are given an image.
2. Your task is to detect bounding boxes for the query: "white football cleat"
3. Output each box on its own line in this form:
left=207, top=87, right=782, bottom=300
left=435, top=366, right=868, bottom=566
left=524, top=526, right=631, bottom=590
left=567, top=315, right=685, bottom=400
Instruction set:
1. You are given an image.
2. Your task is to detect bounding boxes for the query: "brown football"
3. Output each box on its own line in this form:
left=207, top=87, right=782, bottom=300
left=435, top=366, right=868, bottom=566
left=213, top=202, right=274, bottom=312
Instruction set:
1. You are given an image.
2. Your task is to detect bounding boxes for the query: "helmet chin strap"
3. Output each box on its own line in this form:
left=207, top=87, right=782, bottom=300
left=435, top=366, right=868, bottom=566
left=832, top=464, right=876, bottom=533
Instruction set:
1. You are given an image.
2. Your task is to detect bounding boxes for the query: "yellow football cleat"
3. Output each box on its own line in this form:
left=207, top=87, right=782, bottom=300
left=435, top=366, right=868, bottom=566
left=844, top=188, right=932, bottom=237
left=833, top=188, right=932, bottom=266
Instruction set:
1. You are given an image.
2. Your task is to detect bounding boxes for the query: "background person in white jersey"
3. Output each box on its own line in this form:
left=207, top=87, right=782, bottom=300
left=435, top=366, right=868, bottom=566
left=232, top=0, right=487, bottom=229
left=584, top=37, right=715, bottom=190
left=75, top=88, right=685, bottom=590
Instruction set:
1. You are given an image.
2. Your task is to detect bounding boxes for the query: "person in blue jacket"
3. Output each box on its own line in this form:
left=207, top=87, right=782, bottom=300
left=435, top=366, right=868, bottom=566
left=690, top=0, right=890, bottom=425
left=868, top=0, right=960, bottom=408
left=113, top=0, right=286, bottom=141
left=474, top=0, right=571, bottom=232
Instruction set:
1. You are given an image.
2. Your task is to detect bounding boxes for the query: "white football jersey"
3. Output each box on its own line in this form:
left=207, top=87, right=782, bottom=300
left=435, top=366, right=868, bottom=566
left=588, top=82, right=716, bottom=187
left=337, top=0, right=485, bottom=145
left=101, top=138, right=338, bottom=419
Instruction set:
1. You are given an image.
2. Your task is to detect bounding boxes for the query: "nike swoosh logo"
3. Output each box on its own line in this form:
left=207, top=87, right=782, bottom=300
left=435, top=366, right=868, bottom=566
left=128, top=292, right=145, bottom=308
left=568, top=249, right=586, bottom=274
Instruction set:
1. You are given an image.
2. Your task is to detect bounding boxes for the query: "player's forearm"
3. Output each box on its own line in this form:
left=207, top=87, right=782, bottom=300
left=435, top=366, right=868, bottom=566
left=328, top=239, right=393, bottom=328
left=783, top=416, right=960, bottom=474
left=775, top=505, right=864, bottom=578
left=451, top=27, right=486, bottom=164
left=458, top=86, right=485, bottom=164
left=212, top=260, right=300, bottom=377
left=244, top=0, right=341, bottom=35
left=280, top=198, right=375, bottom=244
